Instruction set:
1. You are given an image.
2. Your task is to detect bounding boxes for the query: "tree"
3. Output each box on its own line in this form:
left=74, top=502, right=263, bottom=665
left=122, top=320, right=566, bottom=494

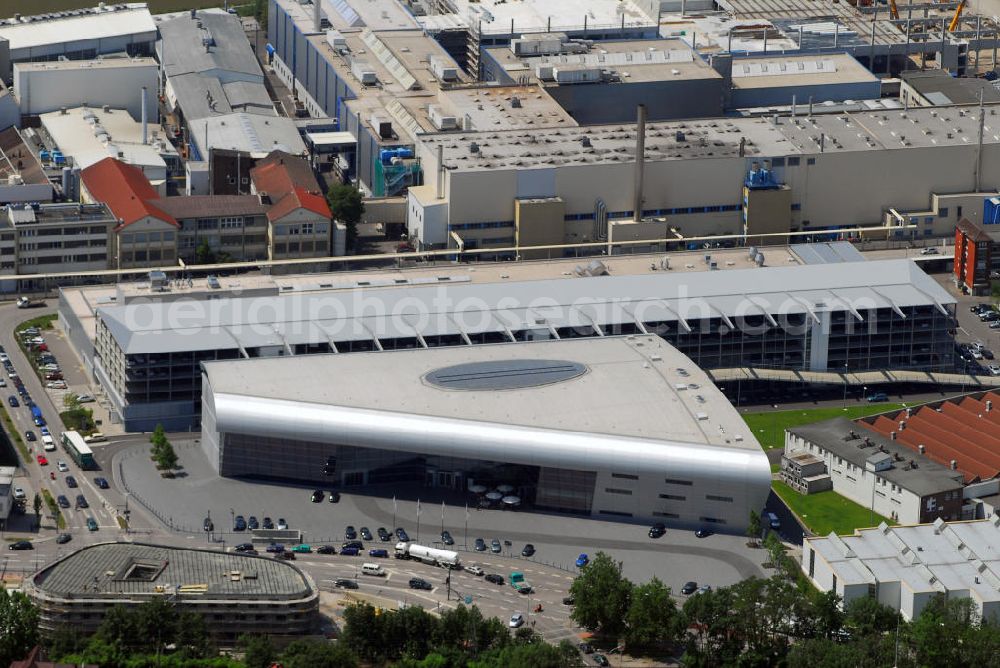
left=279, top=638, right=357, bottom=668
left=239, top=634, right=276, bottom=668
left=908, top=595, right=977, bottom=667
left=843, top=596, right=902, bottom=638
left=0, top=586, right=39, bottom=667
left=327, top=182, right=364, bottom=251
left=32, top=492, right=41, bottom=528
left=624, top=576, right=681, bottom=652
left=155, top=441, right=179, bottom=472
left=175, top=610, right=213, bottom=659
left=194, top=240, right=217, bottom=265
left=568, top=551, right=632, bottom=637
left=747, top=509, right=763, bottom=547
left=63, top=393, right=80, bottom=411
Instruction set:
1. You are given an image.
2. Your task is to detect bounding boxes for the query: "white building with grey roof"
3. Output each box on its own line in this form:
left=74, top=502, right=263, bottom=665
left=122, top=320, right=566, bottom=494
left=58, top=255, right=955, bottom=432
left=201, top=335, right=772, bottom=531
left=24, top=542, right=319, bottom=643
left=803, top=518, right=1000, bottom=622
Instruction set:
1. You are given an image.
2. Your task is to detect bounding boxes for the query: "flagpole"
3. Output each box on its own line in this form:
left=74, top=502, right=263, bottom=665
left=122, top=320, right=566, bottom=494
left=441, top=500, right=445, bottom=537
left=464, top=503, right=469, bottom=550
left=392, top=495, right=397, bottom=531
left=416, top=499, right=421, bottom=543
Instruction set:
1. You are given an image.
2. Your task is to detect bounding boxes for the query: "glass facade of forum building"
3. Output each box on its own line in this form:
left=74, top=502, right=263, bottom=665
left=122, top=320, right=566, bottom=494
left=201, top=336, right=772, bottom=532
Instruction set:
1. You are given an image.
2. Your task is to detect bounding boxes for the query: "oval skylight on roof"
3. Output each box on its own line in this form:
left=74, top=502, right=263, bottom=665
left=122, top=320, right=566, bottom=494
left=425, top=359, right=586, bottom=391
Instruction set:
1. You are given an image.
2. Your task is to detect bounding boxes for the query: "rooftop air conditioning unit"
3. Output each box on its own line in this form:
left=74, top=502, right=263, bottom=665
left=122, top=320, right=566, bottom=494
left=428, top=105, right=458, bottom=131
left=370, top=114, right=393, bottom=139
left=429, top=55, right=458, bottom=82
left=351, top=59, right=377, bottom=85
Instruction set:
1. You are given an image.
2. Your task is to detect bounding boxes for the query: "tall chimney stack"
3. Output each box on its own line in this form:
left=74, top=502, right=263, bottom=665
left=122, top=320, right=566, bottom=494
left=632, top=104, right=646, bottom=224
left=141, top=86, right=148, bottom=145
left=436, top=144, right=445, bottom=200
left=314, top=0, right=321, bottom=32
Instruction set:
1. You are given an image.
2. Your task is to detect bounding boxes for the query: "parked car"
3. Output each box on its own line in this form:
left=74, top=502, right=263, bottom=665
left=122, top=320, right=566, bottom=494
left=490, top=539, right=502, bottom=553
left=75, top=494, right=88, bottom=509
left=233, top=543, right=255, bottom=553
left=466, top=566, right=484, bottom=576
left=866, top=392, right=889, bottom=402
left=56, top=495, right=70, bottom=508
left=345, top=525, right=357, bottom=540
left=697, top=585, right=713, bottom=595
left=247, top=516, right=259, bottom=530
left=681, top=581, right=699, bottom=595
left=474, top=538, right=487, bottom=552
left=94, top=477, right=109, bottom=489
left=441, top=530, right=454, bottom=545
left=377, top=527, right=391, bottom=541
left=562, top=596, right=575, bottom=605
left=65, top=476, right=77, bottom=488
left=334, top=579, right=358, bottom=589
left=203, top=517, right=214, bottom=532
left=265, top=543, right=285, bottom=553
left=311, top=490, right=324, bottom=503
left=920, top=247, right=939, bottom=255
left=369, top=548, right=389, bottom=558
left=262, top=517, right=274, bottom=529
left=328, top=491, right=341, bottom=503
left=234, top=515, right=247, bottom=531
left=57, top=460, right=68, bottom=472
left=485, top=574, right=504, bottom=585
left=508, top=613, right=524, bottom=629
left=696, top=528, right=712, bottom=538
left=408, top=577, right=433, bottom=590
left=989, top=365, right=1000, bottom=376
left=576, top=554, right=589, bottom=568
left=648, top=523, right=666, bottom=539
left=277, top=551, right=295, bottom=560
left=56, top=533, right=72, bottom=544
left=7, top=396, right=17, bottom=408
left=395, top=527, right=410, bottom=542
left=593, top=654, right=610, bottom=667
left=360, top=527, right=373, bottom=541
left=578, top=643, right=594, bottom=655
left=291, top=544, right=312, bottom=553
left=316, top=545, right=337, bottom=555
left=75, top=394, right=95, bottom=403
left=23, top=430, right=35, bottom=442
left=8, top=541, right=32, bottom=550
left=276, top=518, right=288, bottom=530
left=12, top=487, right=24, bottom=500
left=340, top=547, right=359, bottom=556
left=342, top=540, right=364, bottom=551
left=521, top=544, right=535, bottom=557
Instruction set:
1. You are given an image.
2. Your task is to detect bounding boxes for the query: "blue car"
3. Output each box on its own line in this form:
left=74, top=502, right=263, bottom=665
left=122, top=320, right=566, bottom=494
left=369, top=548, right=389, bottom=558
left=341, top=547, right=359, bottom=556
left=576, top=553, right=589, bottom=568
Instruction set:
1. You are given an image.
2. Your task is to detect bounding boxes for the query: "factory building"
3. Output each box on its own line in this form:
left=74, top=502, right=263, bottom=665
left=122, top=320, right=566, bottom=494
left=158, top=9, right=304, bottom=161
left=0, top=4, right=156, bottom=79
left=0, top=126, right=53, bottom=205
left=13, top=57, right=159, bottom=121
left=24, top=542, right=319, bottom=644
left=201, top=336, right=772, bottom=532
left=40, top=106, right=178, bottom=187
left=954, top=199, right=1000, bottom=295
left=58, top=253, right=954, bottom=431
left=407, top=105, right=1000, bottom=253
left=803, top=518, right=1000, bottom=622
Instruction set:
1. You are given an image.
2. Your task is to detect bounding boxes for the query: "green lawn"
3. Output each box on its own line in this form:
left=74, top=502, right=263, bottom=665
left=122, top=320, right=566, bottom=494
left=743, top=403, right=906, bottom=450
left=772, top=481, right=894, bottom=537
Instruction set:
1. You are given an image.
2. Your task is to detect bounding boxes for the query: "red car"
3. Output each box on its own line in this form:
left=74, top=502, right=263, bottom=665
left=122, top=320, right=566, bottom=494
left=37, top=455, right=48, bottom=466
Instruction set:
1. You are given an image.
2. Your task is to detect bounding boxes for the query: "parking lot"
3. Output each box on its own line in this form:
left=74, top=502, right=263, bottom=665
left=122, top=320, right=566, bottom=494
left=113, top=439, right=768, bottom=596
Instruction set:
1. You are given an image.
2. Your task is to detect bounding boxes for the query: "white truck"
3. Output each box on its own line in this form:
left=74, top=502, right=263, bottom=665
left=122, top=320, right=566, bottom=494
left=394, top=541, right=460, bottom=568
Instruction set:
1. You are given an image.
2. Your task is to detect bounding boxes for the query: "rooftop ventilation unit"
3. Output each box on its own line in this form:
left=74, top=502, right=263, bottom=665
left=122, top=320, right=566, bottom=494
left=429, top=54, right=458, bottom=82
left=428, top=105, right=458, bottom=131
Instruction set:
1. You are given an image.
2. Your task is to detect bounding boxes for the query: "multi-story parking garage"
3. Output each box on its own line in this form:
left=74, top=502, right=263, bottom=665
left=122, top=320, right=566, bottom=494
left=201, top=335, right=772, bottom=532
left=59, top=253, right=955, bottom=431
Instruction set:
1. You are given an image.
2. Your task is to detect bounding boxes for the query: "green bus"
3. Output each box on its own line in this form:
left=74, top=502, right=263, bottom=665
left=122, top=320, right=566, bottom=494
left=62, top=431, right=96, bottom=470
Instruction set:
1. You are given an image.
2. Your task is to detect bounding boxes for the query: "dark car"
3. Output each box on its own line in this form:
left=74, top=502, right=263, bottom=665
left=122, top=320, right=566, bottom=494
left=360, top=527, right=373, bottom=541
left=7, top=395, right=17, bottom=408
left=56, top=495, right=70, bottom=508
left=369, top=548, right=389, bottom=558
left=340, top=547, right=360, bottom=556
left=233, top=543, right=255, bottom=553
left=56, top=533, right=72, bottom=544
left=65, top=476, right=77, bottom=488
left=593, top=654, right=610, bottom=667
left=266, top=543, right=285, bottom=553
left=562, top=596, right=575, bottom=605
left=234, top=515, right=247, bottom=531
left=8, top=540, right=32, bottom=550
left=24, top=430, right=35, bottom=442
left=342, top=540, right=364, bottom=551
left=75, top=494, right=88, bottom=509
left=317, top=545, right=336, bottom=555
left=334, top=579, right=358, bottom=589
left=441, top=530, right=454, bottom=545
left=490, top=538, right=502, bottom=553
left=311, top=490, right=324, bottom=503
left=262, top=517, right=274, bottom=529
left=984, top=349, right=996, bottom=360
left=203, top=518, right=214, bottom=532
left=474, top=538, right=487, bottom=552
left=408, top=577, right=433, bottom=590
left=695, top=528, right=712, bottom=538
left=681, top=581, right=698, bottom=595
left=521, top=543, right=535, bottom=557
left=578, top=642, right=594, bottom=654
left=247, top=516, right=259, bottom=530
left=345, top=525, right=357, bottom=540
left=277, top=551, right=296, bottom=560
left=377, top=527, right=391, bottom=541
left=648, top=523, right=666, bottom=539
left=485, top=574, right=505, bottom=585
left=395, top=527, right=410, bottom=542
left=328, top=491, right=341, bottom=503
left=866, top=392, right=889, bottom=402
left=94, top=477, right=109, bottom=489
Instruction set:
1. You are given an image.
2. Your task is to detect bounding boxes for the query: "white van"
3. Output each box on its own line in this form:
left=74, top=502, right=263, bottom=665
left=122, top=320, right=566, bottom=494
left=361, top=563, right=385, bottom=577
left=42, top=435, right=56, bottom=451
left=84, top=432, right=106, bottom=443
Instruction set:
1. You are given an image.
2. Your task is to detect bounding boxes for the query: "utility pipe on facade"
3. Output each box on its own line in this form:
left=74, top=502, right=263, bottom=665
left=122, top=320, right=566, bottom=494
left=633, top=104, right=646, bottom=224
